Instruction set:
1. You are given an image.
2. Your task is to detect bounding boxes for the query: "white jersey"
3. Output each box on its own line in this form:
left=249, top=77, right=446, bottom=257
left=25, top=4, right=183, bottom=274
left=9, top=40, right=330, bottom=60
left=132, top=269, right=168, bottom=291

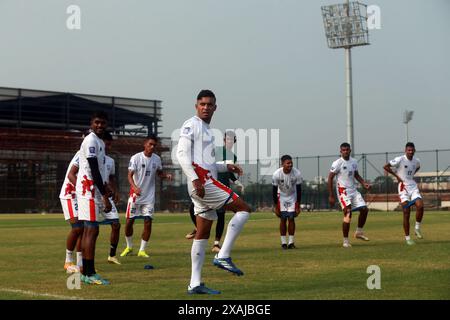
left=272, top=167, right=302, bottom=204
left=176, top=116, right=226, bottom=182
left=128, top=152, right=162, bottom=205
left=104, top=155, right=115, bottom=184
left=330, top=157, right=359, bottom=191
left=76, top=132, right=106, bottom=200
left=59, top=152, right=80, bottom=200
left=389, top=155, right=420, bottom=188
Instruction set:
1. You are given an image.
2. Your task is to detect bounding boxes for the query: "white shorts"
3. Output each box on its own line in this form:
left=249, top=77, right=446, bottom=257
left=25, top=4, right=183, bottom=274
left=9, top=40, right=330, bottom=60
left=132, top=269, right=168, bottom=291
left=126, top=194, right=154, bottom=219
left=278, top=197, right=296, bottom=213
left=337, top=185, right=366, bottom=211
left=77, top=197, right=104, bottom=222
left=188, top=178, right=238, bottom=221
left=98, top=197, right=119, bottom=222
left=60, top=198, right=78, bottom=221
left=398, top=183, right=422, bottom=203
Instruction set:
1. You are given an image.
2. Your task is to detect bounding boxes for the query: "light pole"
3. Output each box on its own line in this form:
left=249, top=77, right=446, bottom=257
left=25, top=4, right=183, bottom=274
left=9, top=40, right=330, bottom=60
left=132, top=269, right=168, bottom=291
left=403, top=110, right=414, bottom=142
left=321, top=1, right=370, bottom=155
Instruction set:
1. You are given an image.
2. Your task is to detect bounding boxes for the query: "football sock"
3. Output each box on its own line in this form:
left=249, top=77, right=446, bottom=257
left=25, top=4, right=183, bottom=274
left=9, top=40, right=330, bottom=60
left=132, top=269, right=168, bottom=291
left=356, top=227, right=363, bottom=233
left=217, top=211, right=249, bottom=259
left=139, top=240, right=148, bottom=252
left=65, top=249, right=73, bottom=263
left=125, top=236, right=133, bottom=248
left=190, top=239, right=207, bottom=288
left=405, top=235, right=411, bottom=241
left=343, top=237, right=349, bottom=243
left=76, top=252, right=83, bottom=267
left=110, top=243, right=118, bottom=257
left=82, top=259, right=95, bottom=276
left=415, top=222, right=421, bottom=230
left=288, top=235, right=295, bottom=245
left=214, top=240, right=220, bottom=246
left=281, top=236, right=287, bottom=245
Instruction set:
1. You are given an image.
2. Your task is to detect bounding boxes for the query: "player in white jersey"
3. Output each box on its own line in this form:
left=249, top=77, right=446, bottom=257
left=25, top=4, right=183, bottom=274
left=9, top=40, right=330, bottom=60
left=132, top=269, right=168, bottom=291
left=328, top=143, right=371, bottom=248
left=176, top=90, right=252, bottom=295
left=76, top=111, right=112, bottom=285
left=119, top=134, right=172, bottom=261
left=272, top=155, right=302, bottom=249
left=100, top=132, right=121, bottom=264
left=384, top=142, right=424, bottom=245
left=59, top=151, right=83, bottom=273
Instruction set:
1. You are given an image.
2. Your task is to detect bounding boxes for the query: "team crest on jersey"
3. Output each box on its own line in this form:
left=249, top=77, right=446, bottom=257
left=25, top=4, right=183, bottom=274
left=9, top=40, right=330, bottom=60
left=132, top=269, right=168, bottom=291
left=142, top=164, right=145, bottom=168
left=343, top=166, right=347, bottom=170
left=89, top=147, right=95, bottom=153
left=145, top=170, right=151, bottom=176
left=405, top=165, right=408, bottom=168
left=183, top=127, right=191, bottom=134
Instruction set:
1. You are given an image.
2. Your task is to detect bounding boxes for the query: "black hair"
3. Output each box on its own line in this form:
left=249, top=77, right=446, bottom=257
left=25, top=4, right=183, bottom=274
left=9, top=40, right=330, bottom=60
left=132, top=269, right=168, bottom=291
left=340, top=142, right=351, bottom=149
left=197, top=89, right=216, bottom=101
left=281, top=155, right=292, bottom=163
left=145, top=133, right=158, bottom=143
left=90, top=110, right=108, bottom=121
left=405, top=142, right=415, bottom=149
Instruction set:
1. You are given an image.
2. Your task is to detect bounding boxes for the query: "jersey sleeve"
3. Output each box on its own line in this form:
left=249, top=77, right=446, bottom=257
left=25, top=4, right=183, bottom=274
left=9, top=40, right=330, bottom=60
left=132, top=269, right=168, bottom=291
left=330, top=159, right=341, bottom=174
left=416, top=158, right=421, bottom=169
left=82, top=135, right=98, bottom=159
left=295, top=169, right=303, bottom=184
left=72, top=152, right=80, bottom=167
left=179, top=119, right=195, bottom=141
left=110, top=158, right=116, bottom=176
left=128, top=155, right=138, bottom=172
left=389, top=156, right=402, bottom=168
left=272, top=171, right=279, bottom=186
left=157, top=156, right=163, bottom=171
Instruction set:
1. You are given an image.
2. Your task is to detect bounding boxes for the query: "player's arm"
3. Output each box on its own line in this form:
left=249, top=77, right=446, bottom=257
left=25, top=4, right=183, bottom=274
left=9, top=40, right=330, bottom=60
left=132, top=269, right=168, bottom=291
left=128, top=170, right=141, bottom=196
left=272, top=185, right=280, bottom=217
left=67, top=164, right=79, bottom=186
left=383, top=163, right=403, bottom=183
left=157, top=169, right=173, bottom=181
left=355, top=171, right=370, bottom=190
left=176, top=136, right=204, bottom=197
left=327, top=172, right=336, bottom=207
left=87, top=157, right=111, bottom=212
left=295, top=184, right=302, bottom=216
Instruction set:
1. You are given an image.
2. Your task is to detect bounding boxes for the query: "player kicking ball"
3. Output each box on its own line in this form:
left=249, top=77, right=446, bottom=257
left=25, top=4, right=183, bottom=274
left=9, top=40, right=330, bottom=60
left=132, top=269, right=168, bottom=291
left=384, top=142, right=424, bottom=245
left=272, top=155, right=302, bottom=249
left=328, top=143, right=371, bottom=248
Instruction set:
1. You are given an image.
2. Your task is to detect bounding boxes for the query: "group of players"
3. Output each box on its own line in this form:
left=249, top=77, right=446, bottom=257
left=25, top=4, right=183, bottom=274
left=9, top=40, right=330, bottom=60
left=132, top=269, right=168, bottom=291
left=59, top=90, right=425, bottom=294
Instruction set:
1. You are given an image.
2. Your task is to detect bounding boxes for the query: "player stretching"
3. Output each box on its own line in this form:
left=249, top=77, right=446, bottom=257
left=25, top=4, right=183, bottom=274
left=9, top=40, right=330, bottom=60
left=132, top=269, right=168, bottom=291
left=59, top=151, right=83, bottom=273
left=120, top=135, right=172, bottom=260
left=272, top=155, right=302, bottom=249
left=177, top=89, right=252, bottom=295
left=328, top=143, right=371, bottom=248
left=383, top=142, right=424, bottom=245
left=77, top=111, right=112, bottom=285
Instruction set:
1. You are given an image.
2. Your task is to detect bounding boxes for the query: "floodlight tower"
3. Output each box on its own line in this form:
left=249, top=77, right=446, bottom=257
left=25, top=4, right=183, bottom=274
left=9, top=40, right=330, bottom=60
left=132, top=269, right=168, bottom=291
left=403, top=110, right=414, bottom=142
left=321, top=1, right=370, bottom=155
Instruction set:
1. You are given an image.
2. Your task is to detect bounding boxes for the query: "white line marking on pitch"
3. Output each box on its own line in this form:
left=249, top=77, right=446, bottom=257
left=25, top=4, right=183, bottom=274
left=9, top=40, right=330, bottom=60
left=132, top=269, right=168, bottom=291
left=0, top=287, right=84, bottom=300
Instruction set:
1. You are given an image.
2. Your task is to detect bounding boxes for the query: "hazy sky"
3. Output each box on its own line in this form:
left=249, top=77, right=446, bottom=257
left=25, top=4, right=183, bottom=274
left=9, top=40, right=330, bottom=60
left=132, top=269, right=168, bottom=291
left=1, top=0, right=449, bottom=159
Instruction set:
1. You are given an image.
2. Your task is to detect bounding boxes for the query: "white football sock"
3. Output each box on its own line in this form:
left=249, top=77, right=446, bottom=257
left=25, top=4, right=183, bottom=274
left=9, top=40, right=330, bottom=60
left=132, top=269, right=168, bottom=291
left=65, top=249, right=73, bottom=263
left=139, top=240, right=148, bottom=252
left=356, top=227, right=363, bottom=233
left=125, top=236, right=133, bottom=248
left=76, top=252, right=83, bottom=267
left=288, top=235, right=295, bottom=245
left=343, top=237, right=349, bottom=243
left=415, top=222, right=421, bottom=230
left=405, top=235, right=411, bottom=241
left=214, top=240, right=220, bottom=246
left=281, top=236, right=287, bottom=245
left=217, top=211, right=249, bottom=259
left=190, top=239, right=207, bottom=288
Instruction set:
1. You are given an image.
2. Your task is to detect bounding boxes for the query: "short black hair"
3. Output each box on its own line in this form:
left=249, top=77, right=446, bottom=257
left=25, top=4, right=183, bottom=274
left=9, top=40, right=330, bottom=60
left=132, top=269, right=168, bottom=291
left=197, top=89, right=216, bottom=101
left=340, top=142, right=351, bottom=149
left=145, top=133, right=158, bottom=143
left=405, top=142, right=415, bottom=149
left=281, top=155, right=292, bottom=163
left=90, top=110, right=108, bottom=121
left=103, top=131, right=113, bottom=141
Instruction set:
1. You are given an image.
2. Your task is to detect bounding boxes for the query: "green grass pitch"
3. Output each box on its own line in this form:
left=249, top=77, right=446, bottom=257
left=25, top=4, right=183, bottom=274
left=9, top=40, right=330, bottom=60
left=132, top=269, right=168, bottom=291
left=0, top=211, right=449, bottom=300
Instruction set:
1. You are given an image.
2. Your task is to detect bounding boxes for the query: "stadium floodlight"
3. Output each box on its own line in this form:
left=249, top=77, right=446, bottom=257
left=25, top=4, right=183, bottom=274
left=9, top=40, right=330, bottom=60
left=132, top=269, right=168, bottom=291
left=321, top=1, right=370, bottom=155
left=403, top=110, right=414, bottom=142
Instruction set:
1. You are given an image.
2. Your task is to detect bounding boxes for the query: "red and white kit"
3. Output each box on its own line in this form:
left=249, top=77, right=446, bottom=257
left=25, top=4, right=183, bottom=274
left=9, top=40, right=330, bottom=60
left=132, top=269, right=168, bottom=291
left=389, top=155, right=421, bottom=203
left=59, top=152, right=80, bottom=221
left=272, top=167, right=302, bottom=212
